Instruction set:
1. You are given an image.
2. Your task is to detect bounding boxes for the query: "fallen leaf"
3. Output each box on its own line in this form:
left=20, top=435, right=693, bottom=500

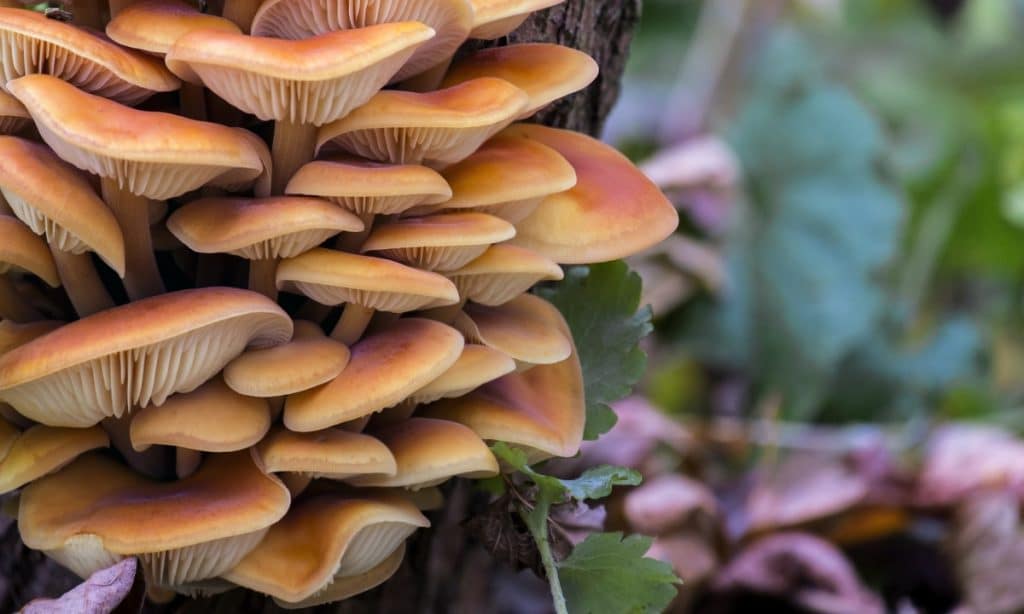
left=20, top=558, right=143, bottom=614
left=623, top=473, right=718, bottom=536
left=916, top=425, right=1024, bottom=507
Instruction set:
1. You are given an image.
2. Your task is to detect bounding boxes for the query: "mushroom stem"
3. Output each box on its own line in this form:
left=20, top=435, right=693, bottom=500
left=220, top=0, right=263, bottom=32
left=248, top=259, right=278, bottom=301
left=101, top=417, right=173, bottom=480
left=331, top=303, right=375, bottom=345
left=101, top=178, right=166, bottom=300
left=401, top=57, right=454, bottom=93
left=49, top=247, right=115, bottom=318
left=295, top=300, right=332, bottom=325
left=271, top=121, right=317, bottom=196
left=421, top=297, right=468, bottom=325
left=268, top=396, right=285, bottom=421
left=0, top=276, right=41, bottom=322
left=335, top=212, right=375, bottom=253
left=280, top=472, right=312, bottom=497
left=107, top=0, right=133, bottom=17
left=176, top=448, right=202, bottom=479
left=179, top=83, right=208, bottom=120
left=340, top=414, right=371, bottom=433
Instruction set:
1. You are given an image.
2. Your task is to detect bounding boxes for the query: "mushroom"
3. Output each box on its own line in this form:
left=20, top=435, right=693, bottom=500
left=0, top=89, right=29, bottom=135
left=0, top=287, right=292, bottom=427
left=7, top=74, right=265, bottom=299
left=316, top=77, right=529, bottom=169
left=18, top=450, right=290, bottom=589
left=166, top=195, right=364, bottom=299
left=276, top=248, right=459, bottom=344
left=275, top=543, right=407, bottom=609
left=451, top=293, right=572, bottom=370
left=500, top=124, right=680, bottom=263
left=446, top=244, right=564, bottom=306
left=443, top=43, right=598, bottom=118
left=361, top=212, right=515, bottom=272
left=0, top=214, right=59, bottom=322
left=284, top=318, right=464, bottom=432
left=223, top=494, right=428, bottom=605
left=0, top=423, right=108, bottom=494
left=166, top=23, right=436, bottom=194
left=129, top=377, right=271, bottom=478
left=350, top=417, right=499, bottom=489
left=467, top=0, right=564, bottom=39
left=0, top=137, right=124, bottom=317
left=255, top=425, right=397, bottom=480
left=0, top=7, right=179, bottom=105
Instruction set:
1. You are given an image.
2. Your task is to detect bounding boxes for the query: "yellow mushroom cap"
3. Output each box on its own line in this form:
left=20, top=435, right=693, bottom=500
left=276, top=248, right=459, bottom=312
left=285, top=318, right=464, bottom=432
left=429, top=131, right=576, bottom=222
left=0, top=7, right=180, bottom=104
left=166, top=23, right=435, bottom=125
left=448, top=244, right=563, bottom=306
left=106, top=0, right=241, bottom=58
left=411, top=344, right=515, bottom=405
left=316, top=77, right=529, bottom=168
left=0, top=287, right=293, bottom=427
left=251, top=0, right=473, bottom=83
left=452, top=293, right=572, bottom=368
left=351, top=417, right=499, bottom=488
left=255, top=426, right=396, bottom=479
left=467, top=0, right=564, bottom=39
left=275, top=542, right=406, bottom=609
left=19, top=450, right=289, bottom=585
left=167, top=196, right=363, bottom=260
left=501, top=124, right=680, bottom=263
left=224, top=494, right=428, bottom=603
left=286, top=158, right=451, bottom=216
left=0, top=137, right=125, bottom=274
left=423, top=294, right=584, bottom=460
left=361, top=212, right=515, bottom=271
left=0, top=89, right=29, bottom=135
left=0, top=424, right=108, bottom=494
left=0, top=214, right=59, bottom=287
left=444, top=43, right=597, bottom=117
left=7, top=74, right=265, bottom=200
left=129, top=377, right=271, bottom=452
left=224, top=323, right=351, bottom=398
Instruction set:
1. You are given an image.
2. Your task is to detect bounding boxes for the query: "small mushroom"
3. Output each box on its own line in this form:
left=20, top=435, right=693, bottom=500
left=0, top=214, right=59, bottom=322
left=275, top=543, right=407, bottom=609
left=467, top=0, right=564, bottom=39
left=255, top=425, right=397, bottom=480
left=451, top=293, right=572, bottom=370
left=0, top=423, right=108, bottom=494
left=447, top=244, right=564, bottom=306
left=361, top=212, right=515, bottom=272
left=0, top=89, right=29, bottom=135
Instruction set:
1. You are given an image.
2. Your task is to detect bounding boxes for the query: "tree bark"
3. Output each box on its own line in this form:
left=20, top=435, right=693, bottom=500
left=0, top=1, right=641, bottom=612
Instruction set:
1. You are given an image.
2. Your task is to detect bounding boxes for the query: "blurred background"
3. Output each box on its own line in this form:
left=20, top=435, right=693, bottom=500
left=584, top=0, right=1024, bottom=611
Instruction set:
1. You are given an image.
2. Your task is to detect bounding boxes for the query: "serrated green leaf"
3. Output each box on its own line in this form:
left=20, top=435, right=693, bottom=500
left=559, top=533, right=680, bottom=614
left=537, top=261, right=653, bottom=439
left=558, top=465, right=642, bottom=501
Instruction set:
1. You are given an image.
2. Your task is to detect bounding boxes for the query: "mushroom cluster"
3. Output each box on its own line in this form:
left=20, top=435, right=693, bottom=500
left=0, top=0, right=677, bottom=607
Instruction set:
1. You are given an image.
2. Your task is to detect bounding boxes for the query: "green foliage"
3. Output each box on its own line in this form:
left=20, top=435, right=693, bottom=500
left=538, top=261, right=653, bottom=438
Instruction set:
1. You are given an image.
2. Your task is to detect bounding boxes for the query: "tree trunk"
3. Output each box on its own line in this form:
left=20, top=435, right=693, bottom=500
left=0, top=1, right=640, bottom=612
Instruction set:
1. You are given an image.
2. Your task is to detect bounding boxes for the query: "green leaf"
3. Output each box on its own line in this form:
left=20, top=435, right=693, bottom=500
left=558, top=465, right=642, bottom=501
left=559, top=533, right=680, bottom=614
left=537, top=261, right=653, bottom=439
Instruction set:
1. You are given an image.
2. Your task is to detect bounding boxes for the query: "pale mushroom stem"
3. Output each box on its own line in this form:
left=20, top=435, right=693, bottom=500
left=280, top=472, right=312, bottom=497
left=271, top=121, right=318, bottom=196
left=179, top=83, right=208, bottom=120
left=49, top=247, right=115, bottom=318
left=335, top=212, right=375, bottom=253
left=421, top=297, right=468, bottom=325
left=401, top=57, right=455, bottom=93
left=102, top=417, right=173, bottom=480
left=220, top=0, right=263, bottom=32
left=331, top=303, right=375, bottom=345
left=73, top=2, right=105, bottom=29
left=176, top=448, right=202, bottom=479
left=248, top=259, right=278, bottom=301
left=101, top=178, right=166, bottom=300
left=0, top=275, right=42, bottom=322
left=340, top=414, right=371, bottom=433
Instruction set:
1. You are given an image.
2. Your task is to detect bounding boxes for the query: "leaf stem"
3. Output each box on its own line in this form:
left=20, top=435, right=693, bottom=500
left=519, top=502, right=568, bottom=614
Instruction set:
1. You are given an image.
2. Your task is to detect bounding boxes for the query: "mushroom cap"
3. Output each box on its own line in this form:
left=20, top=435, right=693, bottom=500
left=0, top=214, right=59, bottom=287
left=0, top=287, right=293, bottom=427
left=467, top=0, right=564, bottom=39
left=106, top=0, right=241, bottom=60
left=274, top=542, right=406, bottom=609
left=167, top=196, right=364, bottom=260
left=448, top=244, right=563, bottom=305
left=427, top=131, right=576, bottom=222
left=166, top=23, right=436, bottom=125
left=0, top=7, right=179, bottom=104
left=226, top=494, right=426, bottom=602
left=7, top=75, right=265, bottom=200
left=286, top=158, right=451, bottom=216
left=276, top=248, right=459, bottom=312
left=501, top=124, right=680, bottom=263
left=285, top=318, right=464, bottom=432
left=444, top=43, right=597, bottom=117
left=224, top=322, right=351, bottom=398
left=452, top=293, right=572, bottom=368
left=251, top=0, right=473, bottom=83
left=0, top=415, right=15, bottom=458
left=316, top=77, right=529, bottom=168
left=0, top=137, right=125, bottom=274
left=129, top=377, right=271, bottom=453
left=19, top=451, right=290, bottom=585
left=0, top=319, right=61, bottom=355
left=0, top=89, right=29, bottom=134
left=361, top=212, right=515, bottom=271
left=0, top=424, right=108, bottom=494
left=351, top=417, right=499, bottom=488
left=255, top=426, right=396, bottom=479
left=423, top=295, right=584, bottom=459
left=411, top=344, right=515, bottom=405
